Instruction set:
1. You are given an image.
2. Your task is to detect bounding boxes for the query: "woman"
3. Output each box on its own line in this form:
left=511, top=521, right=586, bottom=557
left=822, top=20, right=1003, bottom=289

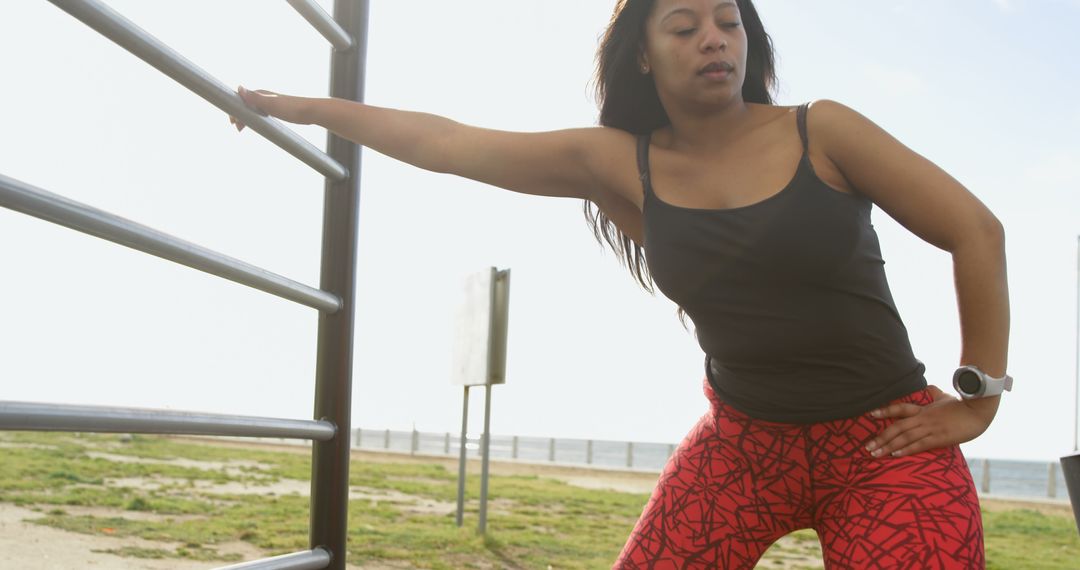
left=231, top=0, right=1009, bottom=567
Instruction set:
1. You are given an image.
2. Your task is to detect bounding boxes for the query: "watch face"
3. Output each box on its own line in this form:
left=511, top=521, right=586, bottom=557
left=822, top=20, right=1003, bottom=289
left=957, top=370, right=982, bottom=394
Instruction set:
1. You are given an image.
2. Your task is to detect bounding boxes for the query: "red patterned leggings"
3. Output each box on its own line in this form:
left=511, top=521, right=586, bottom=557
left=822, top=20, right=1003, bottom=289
left=615, top=378, right=984, bottom=569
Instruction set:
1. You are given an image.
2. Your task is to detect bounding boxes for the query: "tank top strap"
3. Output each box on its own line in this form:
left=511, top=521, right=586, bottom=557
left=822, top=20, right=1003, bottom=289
left=635, top=133, right=653, bottom=197
left=630, top=134, right=648, bottom=197
left=796, top=102, right=811, bottom=153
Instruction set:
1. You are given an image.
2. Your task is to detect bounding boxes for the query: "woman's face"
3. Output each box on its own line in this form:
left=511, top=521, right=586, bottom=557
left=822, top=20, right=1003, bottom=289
left=642, top=0, right=748, bottom=110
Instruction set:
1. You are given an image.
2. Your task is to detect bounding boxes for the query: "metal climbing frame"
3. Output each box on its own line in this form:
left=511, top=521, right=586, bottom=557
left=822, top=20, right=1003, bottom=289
left=0, top=1, right=368, bottom=568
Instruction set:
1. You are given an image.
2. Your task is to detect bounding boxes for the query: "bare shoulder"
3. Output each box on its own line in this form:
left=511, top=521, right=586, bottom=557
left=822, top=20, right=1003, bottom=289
left=575, top=126, right=649, bottom=211
left=800, top=99, right=882, bottom=194
left=805, top=98, right=860, bottom=117
left=574, top=124, right=639, bottom=151
left=803, top=99, right=880, bottom=146
left=572, top=126, right=648, bottom=247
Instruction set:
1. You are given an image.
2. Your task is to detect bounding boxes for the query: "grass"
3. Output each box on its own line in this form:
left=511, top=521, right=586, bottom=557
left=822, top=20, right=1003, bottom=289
left=0, top=431, right=1076, bottom=569
left=984, top=508, right=1080, bottom=569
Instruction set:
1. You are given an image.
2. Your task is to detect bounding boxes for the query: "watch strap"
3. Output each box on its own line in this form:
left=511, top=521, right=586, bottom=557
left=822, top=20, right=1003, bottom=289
left=998, top=373, right=1013, bottom=392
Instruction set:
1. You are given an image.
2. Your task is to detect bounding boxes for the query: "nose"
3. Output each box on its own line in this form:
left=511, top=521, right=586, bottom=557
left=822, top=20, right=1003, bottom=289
left=699, top=22, right=727, bottom=52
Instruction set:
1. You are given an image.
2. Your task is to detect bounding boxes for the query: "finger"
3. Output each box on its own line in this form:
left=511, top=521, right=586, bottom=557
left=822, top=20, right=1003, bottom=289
left=869, top=402, right=922, bottom=419
left=237, top=86, right=271, bottom=116
left=865, top=417, right=916, bottom=454
left=872, top=426, right=931, bottom=458
left=887, top=432, right=937, bottom=458
left=236, top=86, right=258, bottom=112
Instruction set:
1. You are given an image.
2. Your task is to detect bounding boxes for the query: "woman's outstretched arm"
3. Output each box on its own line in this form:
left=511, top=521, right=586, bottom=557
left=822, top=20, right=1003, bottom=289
left=230, top=87, right=634, bottom=203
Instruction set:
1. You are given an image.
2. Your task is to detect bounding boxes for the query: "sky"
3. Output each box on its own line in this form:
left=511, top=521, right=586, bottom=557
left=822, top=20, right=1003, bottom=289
left=1, top=0, right=1079, bottom=463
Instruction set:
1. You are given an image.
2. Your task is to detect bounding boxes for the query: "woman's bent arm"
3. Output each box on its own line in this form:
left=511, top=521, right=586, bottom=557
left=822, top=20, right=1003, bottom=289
left=815, top=99, right=1009, bottom=458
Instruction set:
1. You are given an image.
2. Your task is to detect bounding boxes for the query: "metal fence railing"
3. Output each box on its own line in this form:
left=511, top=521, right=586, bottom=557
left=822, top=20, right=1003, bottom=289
left=350, top=428, right=1072, bottom=503
left=0, top=1, right=369, bottom=569
left=356, top=429, right=677, bottom=472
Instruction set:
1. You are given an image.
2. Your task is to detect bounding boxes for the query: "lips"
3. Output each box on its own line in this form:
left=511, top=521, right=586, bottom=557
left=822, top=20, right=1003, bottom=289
left=698, top=61, right=735, bottom=75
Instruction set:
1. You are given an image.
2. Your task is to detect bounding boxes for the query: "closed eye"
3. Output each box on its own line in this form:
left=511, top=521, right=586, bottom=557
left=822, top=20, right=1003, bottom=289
left=675, top=28, right=696, bottom=36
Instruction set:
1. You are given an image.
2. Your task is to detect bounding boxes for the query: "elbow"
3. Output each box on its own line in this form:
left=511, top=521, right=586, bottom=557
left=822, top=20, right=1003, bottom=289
left=946, top=214, right=1004, bottom=254
left=958, top=215, right=1005, bottom=253
left=984, top=215, right=1005, bottom=245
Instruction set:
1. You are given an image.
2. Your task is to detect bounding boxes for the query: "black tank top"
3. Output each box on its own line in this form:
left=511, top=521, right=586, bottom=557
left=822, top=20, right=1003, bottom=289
left=637, top=102, right=926, bottom=423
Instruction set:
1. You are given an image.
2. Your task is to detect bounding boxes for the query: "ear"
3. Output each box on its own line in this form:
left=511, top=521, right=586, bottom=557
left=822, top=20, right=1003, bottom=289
left=637, top=50, right=651, bottom=74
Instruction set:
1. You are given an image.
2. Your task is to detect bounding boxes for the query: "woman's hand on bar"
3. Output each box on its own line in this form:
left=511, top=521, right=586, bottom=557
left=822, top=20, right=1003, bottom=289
left=229, top=86, right=315, bottom=132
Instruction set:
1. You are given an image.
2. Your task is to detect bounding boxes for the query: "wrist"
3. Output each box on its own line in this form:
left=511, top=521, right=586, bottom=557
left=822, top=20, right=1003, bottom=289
left=953, top=364, right=1012, bottom=400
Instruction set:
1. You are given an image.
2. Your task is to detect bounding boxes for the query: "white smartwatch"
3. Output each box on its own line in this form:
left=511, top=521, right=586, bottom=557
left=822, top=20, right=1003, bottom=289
left=952, top=365, right=1013, bottom=400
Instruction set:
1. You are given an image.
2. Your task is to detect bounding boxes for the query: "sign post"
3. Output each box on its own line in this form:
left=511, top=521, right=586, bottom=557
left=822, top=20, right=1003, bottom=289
left=451, top=267, right=510, bottom=534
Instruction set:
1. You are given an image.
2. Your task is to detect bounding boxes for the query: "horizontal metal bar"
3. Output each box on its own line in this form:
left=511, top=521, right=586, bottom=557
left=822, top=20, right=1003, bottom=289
left=46, top=0, right=347, bottom=181
left=286, top=0, right=353, bottom=51
left=0, top=401, right=336, bottom=441
left=213, top=548, right=331, bottom=570
left=0, top=173, right=342, bottom=313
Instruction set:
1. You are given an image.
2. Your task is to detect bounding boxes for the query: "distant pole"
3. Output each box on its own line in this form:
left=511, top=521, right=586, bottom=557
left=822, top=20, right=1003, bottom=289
left=1074, top=235, right=1079, bottom=452
left=456, top=386, right=470, bottom=527
left=478, top=383, right=493, bottom=534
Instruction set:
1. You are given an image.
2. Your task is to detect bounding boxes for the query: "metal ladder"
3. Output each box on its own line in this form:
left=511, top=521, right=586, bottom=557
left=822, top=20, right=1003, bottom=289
left=0, top=1, right=368, bottom=568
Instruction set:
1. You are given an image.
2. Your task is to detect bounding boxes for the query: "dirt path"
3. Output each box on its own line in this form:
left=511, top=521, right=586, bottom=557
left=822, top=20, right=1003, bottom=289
left=0, top=501, right=406, bottom=570
left=0, top=503, right=247, bottom=570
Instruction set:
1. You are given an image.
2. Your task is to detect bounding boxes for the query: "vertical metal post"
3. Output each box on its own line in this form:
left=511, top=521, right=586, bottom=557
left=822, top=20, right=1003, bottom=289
left=456, top=386, right=470, bottom=527
left=511, top=435, right=518, bottom=459
left=1074, top=235, right=1079, bottom=452
left=981, top=459, right=991, bottom=494
left=383, top=429, right=390, bottom=449
left=1064, top=240, right=1080, bottom=534
left=1053, top=237, right=1078, bottom=533
left=549, top=438, right=556, bottom=462
left=586, top=440, right=593, bottom=465
left=478, top=384, right=493, bottom=534
left=411, top=429, right=419, bottom=455
left=1050, top=462, right=1058, bottom=498
left=444, top=432, right=451, bottom=455
left=626, top=442, right=634, bottom=468
left=310, top=3, right=367, bottom=568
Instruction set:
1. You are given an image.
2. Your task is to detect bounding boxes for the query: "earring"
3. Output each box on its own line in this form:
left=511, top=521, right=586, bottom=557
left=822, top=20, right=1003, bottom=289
left=640, top=63, right=650, bottom=74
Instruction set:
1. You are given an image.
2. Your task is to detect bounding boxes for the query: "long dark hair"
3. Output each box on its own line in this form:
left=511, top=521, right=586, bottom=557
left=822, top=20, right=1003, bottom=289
left=584, top=0, right=777, bottom=328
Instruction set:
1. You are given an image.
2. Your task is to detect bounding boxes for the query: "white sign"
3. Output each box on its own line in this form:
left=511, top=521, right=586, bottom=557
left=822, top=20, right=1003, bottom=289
left=450, top=267, right=510, bottom=386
